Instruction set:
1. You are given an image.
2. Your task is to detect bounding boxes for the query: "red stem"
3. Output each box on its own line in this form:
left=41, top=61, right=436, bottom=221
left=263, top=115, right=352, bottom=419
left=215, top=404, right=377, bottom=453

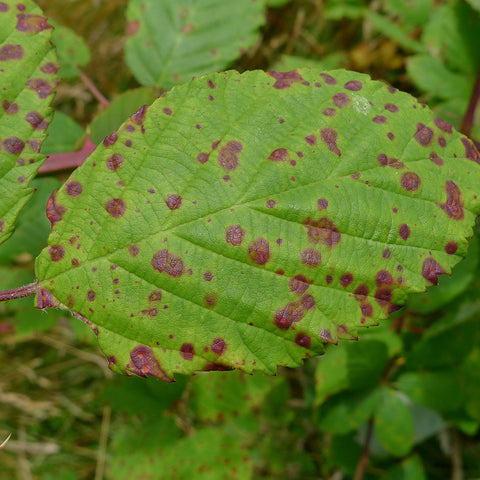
left=0, top=281, right=38, bottom=302
left=460, top=65, right=480, bottom=138
left=79, top=71, right=110, bottom=108
left=38, top=136, right=96, bottom=174
left=353, top=417, right=375, bottom=480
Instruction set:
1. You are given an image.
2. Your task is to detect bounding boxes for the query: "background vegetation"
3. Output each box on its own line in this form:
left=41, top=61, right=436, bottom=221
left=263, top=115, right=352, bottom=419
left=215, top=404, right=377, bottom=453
left=1, top=0, right=480, bottom=478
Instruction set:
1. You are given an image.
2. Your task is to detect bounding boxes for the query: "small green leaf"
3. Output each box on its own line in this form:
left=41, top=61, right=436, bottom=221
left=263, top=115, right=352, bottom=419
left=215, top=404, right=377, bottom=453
left=0, top=0, right=57, bottom=245
left=50, top=21, right=90, bottom=79
left=35, top=69, right=480, bottom=380
left=375, top=388, right=415, bottom=457
left=383, top=455, right=426, bottom=480
left=124, top=0, right=266, bottom=88
left=90, top=87, right=157, bottom=145
left=40, top=110, right=84, bottom=155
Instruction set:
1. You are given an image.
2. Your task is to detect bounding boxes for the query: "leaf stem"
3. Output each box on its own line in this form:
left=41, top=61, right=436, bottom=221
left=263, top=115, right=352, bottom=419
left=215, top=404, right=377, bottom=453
left=353, top=416, right=375, bottom=480
left=79, top=70, right=110, bottom=107
left=460, top=65, right=480, bottom=138
left=0, top=281, right=38, bottom=302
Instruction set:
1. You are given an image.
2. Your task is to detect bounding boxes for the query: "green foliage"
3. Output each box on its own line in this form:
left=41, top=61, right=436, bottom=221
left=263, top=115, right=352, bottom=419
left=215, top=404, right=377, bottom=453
left=0, top=0, right=57, bottom=245
left=1, top=0, right=480, bottom=478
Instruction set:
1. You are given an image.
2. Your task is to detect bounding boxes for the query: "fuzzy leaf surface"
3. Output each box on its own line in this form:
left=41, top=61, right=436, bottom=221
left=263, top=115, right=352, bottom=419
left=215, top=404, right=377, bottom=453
left=124, top=0, right=265, bottom=88
left=35, top=68, right=480, bottom=380
left=0, top=0, right=57, bottom=245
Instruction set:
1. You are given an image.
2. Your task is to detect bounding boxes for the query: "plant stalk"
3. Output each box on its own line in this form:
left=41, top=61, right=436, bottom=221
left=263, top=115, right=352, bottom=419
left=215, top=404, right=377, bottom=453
left=460, top=65, right=480, bottom=138
left=353, top=417, right=375, bottom=480
left=0, top=282, right=38, bottom=302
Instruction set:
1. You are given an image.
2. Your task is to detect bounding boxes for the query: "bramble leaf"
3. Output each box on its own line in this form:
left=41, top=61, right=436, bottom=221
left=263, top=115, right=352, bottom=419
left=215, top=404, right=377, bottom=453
left=124, top=0, right=266, bottom=88
left=0, top=0, right=57, bottom=245
left=35, top=68, right=480, bottom=380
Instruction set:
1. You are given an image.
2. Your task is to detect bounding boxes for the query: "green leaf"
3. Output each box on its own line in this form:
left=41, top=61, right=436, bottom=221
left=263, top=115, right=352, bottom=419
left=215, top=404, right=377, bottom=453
left=124, top=0, right=266, bottom=88
left=0, top=0, right=57, bottom=245
left=35, top=68, right=480, bottom=380
left=383, top=455, right=426, bottom=480
left=40, top=111, right=84, bottom=155
left=315, top=340, right=389, bottom=405
left=90, top=87, right=157, bottom=145
left=466, top=0, right=480, bottom=12
left=50, top=21, right=90, bottom=79
left=375, top=388, right=415, bottom=456
left=109, top=421, right=253, bottom=480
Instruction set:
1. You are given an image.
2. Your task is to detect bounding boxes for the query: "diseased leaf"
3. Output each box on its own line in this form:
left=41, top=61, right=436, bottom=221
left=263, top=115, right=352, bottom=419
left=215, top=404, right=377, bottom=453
left=0, top=0, right=57, bottom=245
left=124, top=0, right=266, bottom=88
left=35, top=68, right=480, bottom=380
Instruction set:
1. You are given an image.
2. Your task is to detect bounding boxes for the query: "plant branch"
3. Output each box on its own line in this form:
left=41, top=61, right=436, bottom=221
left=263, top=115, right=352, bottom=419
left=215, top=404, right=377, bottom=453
left=38, top=136, right=96, bottom=174
left=460, top=65, right=480, bottom=138
left=0, top=282, right=38, bottom=302
left=353, top=417, right=375, bottom=480
left=79, top=70, right=110, bottom=107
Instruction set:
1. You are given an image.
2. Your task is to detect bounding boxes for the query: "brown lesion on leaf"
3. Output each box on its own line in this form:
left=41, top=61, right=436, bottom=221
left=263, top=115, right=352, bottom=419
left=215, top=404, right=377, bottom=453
left=226, top=224, right=245, bottom=246
left=16, top=14, right=51, bottom=33
left=248, top=238, right=270, bottom=265
left=0, top=44, right=23, bottom=61
left=129, top=345, right=173, bottom=382
left=422, top=257, right=446, bottom=285
left=439, top=180, right=464, bottom=220
left=204, top=292, right=218, bottom=308
left=303, top=217, right=341, bottom=246
left=180, top=343, right=194, bottom=360
left=152, top=249, right=185, bottom=277
left=295, top=333, right=311, bottom=348
left=218, top=140, right=243, bottom=170
left=320, top=128, right=341, bottom=156
left=267, top=70, right=305, bottom=89
left=105, top=198, right=126, bottom=218
left=26, top=78, right=53, bottom=99
left=414, top=123, right=434, bottom=146
left=211, top=338, right=227, bottom=355
left=268, top=148, right=289, bottom=161
left=46, top=190, right=66, bottom=228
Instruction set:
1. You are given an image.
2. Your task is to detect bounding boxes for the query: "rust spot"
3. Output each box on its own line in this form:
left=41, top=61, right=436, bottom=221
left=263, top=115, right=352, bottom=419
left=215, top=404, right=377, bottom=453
left=333, top=93, right=349, bottom=107
left=40, top=62, right=58, bottom=74
left=305, top=135, right=317, bottom=146
left=248, top=238, right=270, bottom=265
left=27, top=139, right=41, bottom=152
left=2, top=100, right=18, bottom=113
left=180, top=343, right=194, bottom=360
left=16, top=14, right=50, bottom=32
left=354, top=284, right=369, bottom=300
left=289, top=275, right=310, bottom=295
left=434, top=117, right=453, bottom=134
left=66, top=181, right=82, bottom=197
left=372, top=115, right=387, bottom=124
left=141, top=307, right=158, bottom=317
left=317, top=198, right=328, bottom=210
left=301, top=294, right=316, bottom=309
left=46, top=190, right=66, bottom=227
left=422, top=257, right=445, bottom=285
left=384, top=103, right=398, bottom=112
left=361, top=303, right=373, bottom=317
left=383, top=248, right=391, bottom=259
left=323, top=108, right=336, bottom=116
left=163, top=107, right=172, bottom=115
left=152, top=249, right=185, bottom=277
left=26, top=78, right=53, bottom=98
left=128, top=244, right=140, bottom=256
left=439, top=180, right=464, bottom=220
left=197, top=152, right=209, bottom=164
left=376, top=270, right=393, bottom=285
left=130, top=345, right=172, bottom=381
left=149, top=290, right=162, bottom=302
left=268, top=70, right=304, bottom=89
left=375, top=287, right=392, bottom=306
left=36, top=289, right=59, bottom=309
left=105, top=199, right=126, bottom=218
left=48, top=245, right=65, bottom=261
left=268, top=148, right=289, bottom=161
left=399, top=223, right=410, bottom=240
left=445, top=241, right=458, bottom=255
left=204, top=292, right=218, bottom=308
left=320, top=128, right=341, bottom=156
left=414, top=123, right=434, bottom=146
left=130, top=104, right=148, bottom=126
left=87, top=290, right=96, bottom=301
left=301, top=248, right=321, bottom=268
left=340, top=273, right=353, bottom=287
left=266, top=199, right=276, bottom=208
left=320, top=73, right=336, bottom=84
left=166, top=194, right=182, bottom=210
left=226, top=224, right=245, bottom=246
left=218, top=141, right=242, bottom=170
left=274, top=301, right=304, bottom=329
left=303, top=217, right=341, bottom=246
left=25, top=111, right=47, bottom=129
left=103, top=132, right=118, bottom=146
left=211, top=338, right=226, bottom=355
left=203, top=271, right=213, bottom=281
left=429, top=152, right=444, bottom=166
left=344, top=80, right=362, bottom=91
left=401, top=172, right=421, bottom=191
left=3, top=137, right=24, bottom=154
left=461, top=138, right=480, bottom=163
left=295, top=333, right=311, bottom=348
left=0, top=44, right=23, bottom=60
left=204, top=363, right=233, bottom=372
left=0, top=3, right=9, bottom=11
left=126, top=19, right=139, bottom=36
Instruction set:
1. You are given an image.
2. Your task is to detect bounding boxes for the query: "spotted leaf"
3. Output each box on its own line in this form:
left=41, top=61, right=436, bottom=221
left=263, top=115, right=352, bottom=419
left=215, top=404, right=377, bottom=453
left=35, top=69, right=480, bottom=380
left=124, top=0, right=266, bottom=88
left=0, top=0, right=57, bottom=245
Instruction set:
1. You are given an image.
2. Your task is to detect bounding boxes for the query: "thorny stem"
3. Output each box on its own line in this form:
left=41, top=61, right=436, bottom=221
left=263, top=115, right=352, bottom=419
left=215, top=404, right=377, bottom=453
left=38, top=136, right=96, bottom=174
left=460, top=64, right=480, bottom=139
left=0, top=282, right=38, bottom=302
left=79, top=70, right=110, bottom=108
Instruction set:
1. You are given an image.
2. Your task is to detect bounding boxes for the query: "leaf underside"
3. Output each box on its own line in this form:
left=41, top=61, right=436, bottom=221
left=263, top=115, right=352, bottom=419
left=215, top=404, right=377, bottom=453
left=0, top=0, right=57, bottom=246
left=35, top=68, right=480, bottom=381
left=124, top=0, right=265, bottom=88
